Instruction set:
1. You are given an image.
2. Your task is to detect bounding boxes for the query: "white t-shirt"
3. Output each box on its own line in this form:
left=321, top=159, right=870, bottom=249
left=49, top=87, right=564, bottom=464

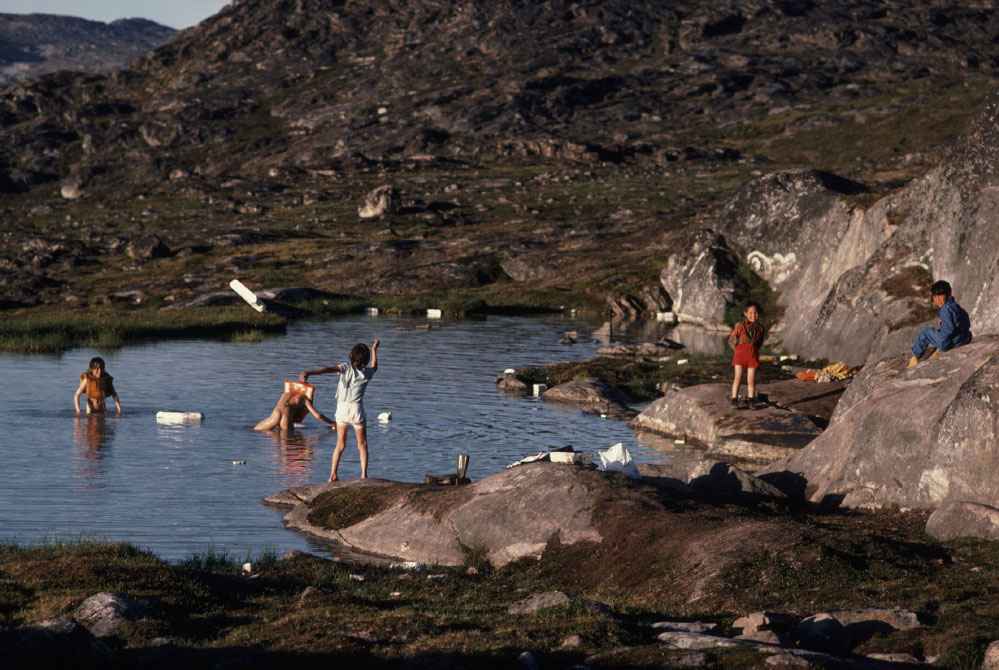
left=336, top=361, right=375, bottom=404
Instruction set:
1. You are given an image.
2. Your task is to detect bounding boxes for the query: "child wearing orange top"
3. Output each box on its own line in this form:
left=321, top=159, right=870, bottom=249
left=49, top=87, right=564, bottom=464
left=728, top=302, right=765, bottom=410
left=73, top=357, right=122, bottom=414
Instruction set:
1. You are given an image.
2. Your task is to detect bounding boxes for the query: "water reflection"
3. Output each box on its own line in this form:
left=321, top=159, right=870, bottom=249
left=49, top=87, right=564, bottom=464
left=72, top=415, right=118, bottom=481
left=591, top=319, right=728, bottom=354
left=260, top=430, right=321, bottom=487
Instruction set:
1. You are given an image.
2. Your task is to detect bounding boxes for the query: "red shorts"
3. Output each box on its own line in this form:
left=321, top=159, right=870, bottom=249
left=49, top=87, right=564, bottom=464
left=732, top=343, right=759, bottom=368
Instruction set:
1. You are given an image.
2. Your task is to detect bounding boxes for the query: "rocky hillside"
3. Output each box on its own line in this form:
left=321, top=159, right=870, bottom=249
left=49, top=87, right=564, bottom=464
left=1, top=0, right=998, bottom=321
left=0, top=14, right=176, bottom=87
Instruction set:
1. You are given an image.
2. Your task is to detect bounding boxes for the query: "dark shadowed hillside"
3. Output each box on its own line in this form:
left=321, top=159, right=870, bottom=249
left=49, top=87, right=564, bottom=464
left=0, top=0, right=997, bottom=322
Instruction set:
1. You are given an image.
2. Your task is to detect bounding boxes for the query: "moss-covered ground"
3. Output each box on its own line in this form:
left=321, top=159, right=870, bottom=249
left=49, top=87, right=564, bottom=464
left=4, top=493, right=999, bottom=669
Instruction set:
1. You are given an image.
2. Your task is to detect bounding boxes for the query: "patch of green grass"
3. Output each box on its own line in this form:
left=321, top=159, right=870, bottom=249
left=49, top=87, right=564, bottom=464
left=0, top=305, right=287, bottom=354
left=307, top=486, right=415, bottom=530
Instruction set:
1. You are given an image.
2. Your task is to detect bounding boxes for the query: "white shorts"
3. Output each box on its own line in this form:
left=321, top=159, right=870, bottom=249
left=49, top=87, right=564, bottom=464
left=335, top=402, right=366, bottom=427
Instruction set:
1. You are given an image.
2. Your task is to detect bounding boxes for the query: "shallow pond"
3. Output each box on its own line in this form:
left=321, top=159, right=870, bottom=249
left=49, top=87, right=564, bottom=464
left=0, top=314, right=721, bottom=561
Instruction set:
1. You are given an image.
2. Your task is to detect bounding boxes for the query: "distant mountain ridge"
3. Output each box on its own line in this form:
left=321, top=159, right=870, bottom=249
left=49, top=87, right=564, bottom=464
left=0, top=13, right=176, bottom=87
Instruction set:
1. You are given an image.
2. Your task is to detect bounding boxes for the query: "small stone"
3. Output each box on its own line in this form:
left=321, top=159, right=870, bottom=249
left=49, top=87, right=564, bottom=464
left=518, top=650, right=538, bottom=670
left=652, top=621, right=723, bottom=635
left=982, top=641, right=999, bottom=670
left=74, top=593, right=148, bottom=638
left=765, top=653, right=813, bottom=667
left=562, top=634, right=582, bottom=648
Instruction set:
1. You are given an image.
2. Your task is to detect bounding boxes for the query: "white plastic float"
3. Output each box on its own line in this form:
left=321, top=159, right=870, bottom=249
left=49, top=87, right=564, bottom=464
left=156, top=411, right=205, bottom=424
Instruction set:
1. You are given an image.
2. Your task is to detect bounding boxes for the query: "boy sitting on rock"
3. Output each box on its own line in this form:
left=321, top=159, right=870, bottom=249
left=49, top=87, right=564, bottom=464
left=909, top=280, right=972, bottom=367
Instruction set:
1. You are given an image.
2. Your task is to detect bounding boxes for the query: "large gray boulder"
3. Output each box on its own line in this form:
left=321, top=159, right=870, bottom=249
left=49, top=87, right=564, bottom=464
left=269, top=464, right=605, bottom=566
left=761, top=336, right=999, bottom=511
left=719, top=169, right=877, bottom=362
left=629, top=381, right=829, bottom=463
left=752, top=88, right=999, bottom=365
left=925, top=501, right=999, bottom=541
left=659, top=229, right=739, bottom=330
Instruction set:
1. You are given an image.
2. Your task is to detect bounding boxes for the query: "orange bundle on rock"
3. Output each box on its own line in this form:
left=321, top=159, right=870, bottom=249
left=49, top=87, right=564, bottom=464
left=284, top=380, right=315, bottom=401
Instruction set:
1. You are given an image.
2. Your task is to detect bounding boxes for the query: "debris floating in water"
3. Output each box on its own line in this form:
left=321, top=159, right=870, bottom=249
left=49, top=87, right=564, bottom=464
left=156, top=411, right=204, bottom=424
left=378, top=412, right=392, bottom=422
left=232, top=460, right=246, bottom=466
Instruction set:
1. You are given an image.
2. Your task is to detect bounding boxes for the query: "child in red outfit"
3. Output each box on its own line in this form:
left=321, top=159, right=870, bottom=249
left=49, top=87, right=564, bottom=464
left=728, top=302, right=765, bottom=410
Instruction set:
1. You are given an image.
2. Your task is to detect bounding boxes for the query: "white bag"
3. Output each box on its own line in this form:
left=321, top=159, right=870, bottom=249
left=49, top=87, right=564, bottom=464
left=597, top=442, right=640, bottom=479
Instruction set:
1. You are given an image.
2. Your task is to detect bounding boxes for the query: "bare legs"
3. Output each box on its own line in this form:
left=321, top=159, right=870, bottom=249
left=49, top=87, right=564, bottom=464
left=329, top=423, right=368, bottom=482
left=731, top=365, right=757, bottom=400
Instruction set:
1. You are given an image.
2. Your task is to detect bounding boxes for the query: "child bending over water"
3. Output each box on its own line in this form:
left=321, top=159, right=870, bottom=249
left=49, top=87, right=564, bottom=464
left=301, top=339, right=379, bottom=481
left=74, top=357, right=122, bottom=414
left=254, top=383, right=335, bottom=431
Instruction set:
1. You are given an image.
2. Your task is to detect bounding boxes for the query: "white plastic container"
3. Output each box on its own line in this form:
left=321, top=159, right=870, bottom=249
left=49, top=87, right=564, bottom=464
left=156, top=411, right=205, bottom=424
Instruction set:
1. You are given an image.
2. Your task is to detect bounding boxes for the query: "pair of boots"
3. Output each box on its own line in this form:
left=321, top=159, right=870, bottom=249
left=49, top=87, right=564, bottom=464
left=908, top=349, right=941, bottom=367
left=730, top=395, right=761, bottom=411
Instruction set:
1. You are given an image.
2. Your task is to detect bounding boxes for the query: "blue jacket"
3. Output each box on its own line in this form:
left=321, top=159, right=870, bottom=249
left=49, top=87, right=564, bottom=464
left=938, top=297, right=972, bottom=351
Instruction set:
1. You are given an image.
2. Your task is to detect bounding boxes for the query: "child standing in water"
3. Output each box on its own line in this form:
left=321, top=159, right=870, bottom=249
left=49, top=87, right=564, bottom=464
left=301, top=339, right=379, bottom=481
left=73, top=357, right=122, bottom=414
left=728, top=302, right=765, bottom=410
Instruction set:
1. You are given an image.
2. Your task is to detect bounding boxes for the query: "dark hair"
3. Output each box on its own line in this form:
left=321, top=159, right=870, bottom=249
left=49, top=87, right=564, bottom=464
left=931, top=280, right=952, bottom=297
left=89, top=357, right=106, bottom=370
left=744, top=301, right=762, bottom=314
left=349, top=343, right=370, bottom=368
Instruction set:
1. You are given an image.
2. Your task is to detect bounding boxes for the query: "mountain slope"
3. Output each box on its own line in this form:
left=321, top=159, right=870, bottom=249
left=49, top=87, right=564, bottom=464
left=0, top=13, right=176, bottom=87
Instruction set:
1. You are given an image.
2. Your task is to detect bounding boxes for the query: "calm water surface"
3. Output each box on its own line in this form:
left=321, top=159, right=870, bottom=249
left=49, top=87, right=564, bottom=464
left=0, top=314, right=713, bottom=561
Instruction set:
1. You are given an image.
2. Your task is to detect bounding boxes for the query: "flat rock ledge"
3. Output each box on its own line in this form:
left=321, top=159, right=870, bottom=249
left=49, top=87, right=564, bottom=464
left=629, top=380, right=840, bottom=463
left=263, top=463, right=605, bottom=566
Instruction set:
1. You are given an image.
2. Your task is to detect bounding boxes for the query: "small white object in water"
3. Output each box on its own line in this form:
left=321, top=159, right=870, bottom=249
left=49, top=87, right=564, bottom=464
left=676, top=359, right=689, bottom=365
left=378, top=412, right=392, bottom=422
left=366, top=307, right=379, bottom=315
left=533, top=383, right=547, bottom=395
left=426, top=308, right=442, bottom=318
left=156, top=411, right=204, bottom=424
left=233, top=460, right=246, bottom=466
left=293, top=423, right=306, bottom=428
